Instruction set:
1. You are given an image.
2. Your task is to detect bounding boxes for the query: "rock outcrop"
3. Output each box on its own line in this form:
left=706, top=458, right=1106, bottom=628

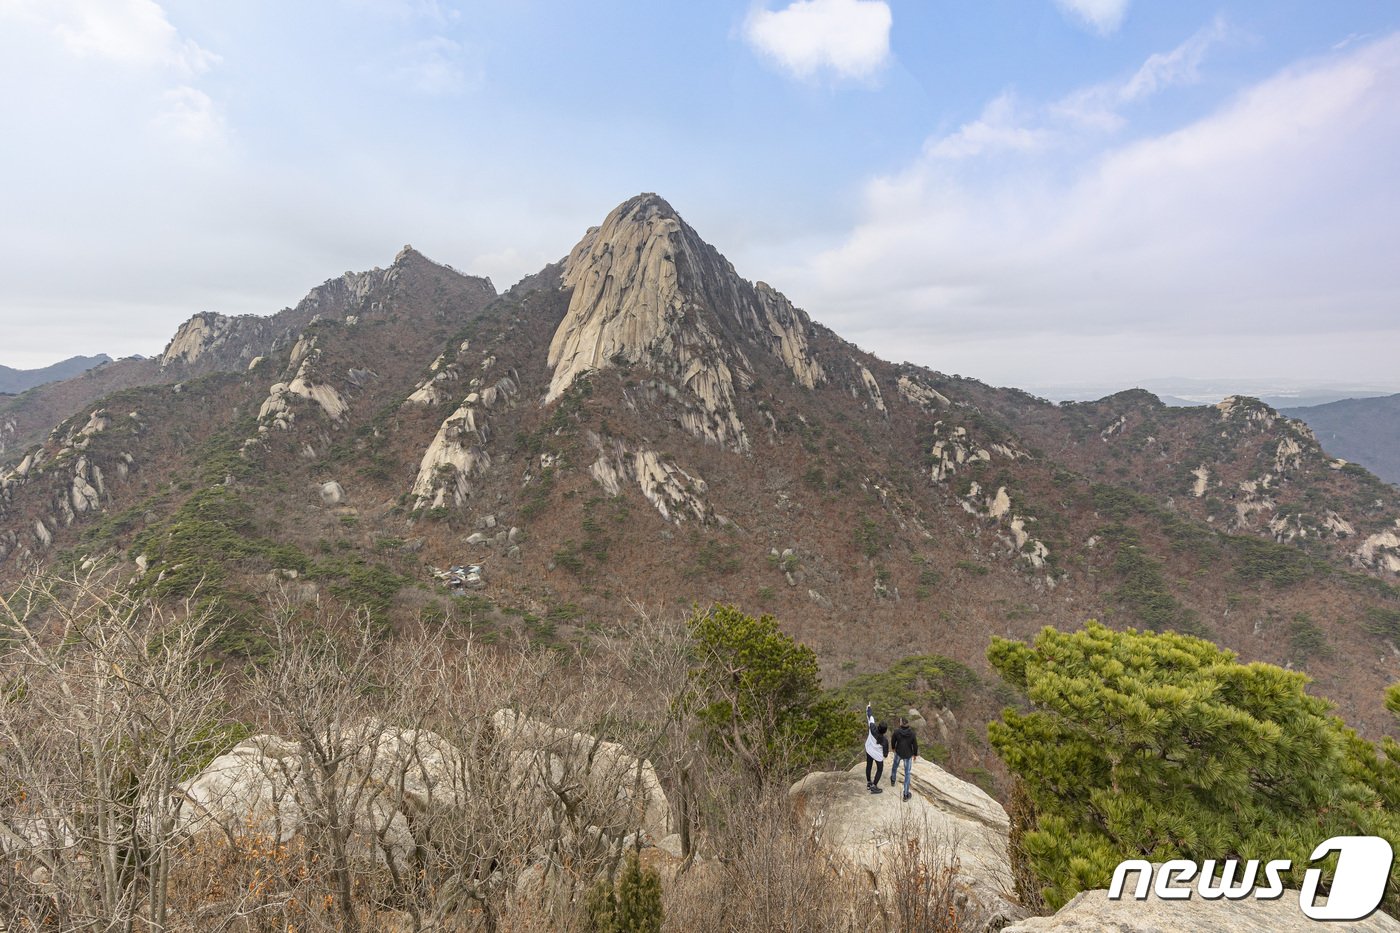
left=587, top=433, right=707, bottom=524
left=409, top=398, right=493, bottom=509
left=1358, top=524, right=1400, bottom=574
left=492, top=709, right=673, bottom=844
left=789, top=759, right=1021, bottom=925
left=927, top=420, right=1024, bottom=485
left=404, top=341, right=473, bottom=407
left=1003, top=886, right=1400, bottom=932
left=1199, top=395, right=1400, bottom=556
left=175, top=714, right=672, bottom=870
left=160, top=312, right=250, bottom=369
left=409, top=373, right=519, bottom=511
left=547, top=194, right=825, bottom=450
left=163, top=246, right=492, bottom=396
left=0, top=415, right=15, bottom=461
left=162, top=259, right=417, bottom=373
left=859, top=364, right=887, bottom=415
left=175, top=733, right=307, bottom=840
left=0, top=408, right=139, bottom=565
left=897, top=374, right=951, bottom=411
left=917, top=417, right=1050, bottom=570
left=255, top=334, right=350, bottom=431
left=176, top=723, right=466, bottom=870
left=405, top=334, right=521, bottom=510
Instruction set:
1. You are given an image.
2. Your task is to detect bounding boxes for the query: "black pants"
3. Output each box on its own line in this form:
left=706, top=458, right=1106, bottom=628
left=865, top=754, right=884, bottom=785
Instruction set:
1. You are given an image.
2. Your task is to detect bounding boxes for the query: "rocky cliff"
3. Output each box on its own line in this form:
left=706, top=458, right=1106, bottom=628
left=159, top=247, right=485, bottom=378
left=548, top=194, right=824, bottom=451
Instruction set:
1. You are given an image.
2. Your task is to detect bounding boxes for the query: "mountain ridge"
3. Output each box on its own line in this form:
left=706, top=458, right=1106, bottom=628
left=0, top=354, right=112, bottom=394
left=1283, top=393, right=1400, bottom=486
left=3, top=192, right=1400, bottom=768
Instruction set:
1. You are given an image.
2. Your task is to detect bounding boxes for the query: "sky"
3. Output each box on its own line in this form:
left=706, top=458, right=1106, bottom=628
left=1, top=0, right=1398, bottom=399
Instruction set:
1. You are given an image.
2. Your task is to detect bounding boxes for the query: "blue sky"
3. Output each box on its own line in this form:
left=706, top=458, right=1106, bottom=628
left=2, top=1, right=1398, bottom=398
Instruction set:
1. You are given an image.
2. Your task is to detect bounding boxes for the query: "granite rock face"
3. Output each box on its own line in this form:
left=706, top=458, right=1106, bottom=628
left=547, top=194, right=824, bottom=451
left=175, top=713, right=672, bottom=870
left=174, top=724, right=463, bottom=869
left=790, top=758, right=1021, bottom=927
left=491, top=708, right=673, bottom=844
left=409, top=373, right=518, bottom=510
left=587, top=432, right=707, bottom=523
left=0, top=408, right=140, bottom=566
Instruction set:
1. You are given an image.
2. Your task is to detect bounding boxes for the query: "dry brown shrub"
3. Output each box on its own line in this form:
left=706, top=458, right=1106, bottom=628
left=663, top=790, right=866, bottom=933
left=878, top=814, right=993, bottom=933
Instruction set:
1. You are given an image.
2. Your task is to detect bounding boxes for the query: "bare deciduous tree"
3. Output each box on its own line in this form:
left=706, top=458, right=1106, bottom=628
left=0, top=567, right=231, bottom=932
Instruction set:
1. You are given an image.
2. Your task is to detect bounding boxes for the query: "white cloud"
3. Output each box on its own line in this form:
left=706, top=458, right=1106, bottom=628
left=1054, top=0, right=1129, bottom=37
left=389, top=36, right=479, bottom=95
left=926, top=93, right=1051, bottom=160
left=1, top=0, right=218, bottom=73
left=928, top=20, right=1228, bottom=159
left=1119, top=16, right=1225, bottom=101
left=779, top=32, right=1400, bottom=386
left=744, top=0, right=891, bottom=83
left=0, top=0, right=228, bottom=151
left=348, top=0, right=461, bottom=27
left=152, top=86, right=225, bottom=145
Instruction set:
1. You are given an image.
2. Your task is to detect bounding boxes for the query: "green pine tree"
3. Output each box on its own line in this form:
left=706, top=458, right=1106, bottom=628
left=686, top=604, right=858, bottom=780
left=582, top=875, right=617, bottom=933
left=987, top=621, right=1400, bottom=911
left=583, top=851, right=662, bottom=933
left=615, top=850, right=663, bottom=933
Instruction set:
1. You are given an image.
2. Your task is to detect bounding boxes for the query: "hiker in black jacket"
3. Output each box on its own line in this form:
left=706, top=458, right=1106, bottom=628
left=889, top=717, right=919, bottom=801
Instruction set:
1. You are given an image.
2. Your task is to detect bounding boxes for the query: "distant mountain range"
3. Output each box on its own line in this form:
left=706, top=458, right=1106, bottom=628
left=0, top=354, right=111, bottom=394
left=995, top=381, right=1400, bottom=487
left=1284, top=394, right=1400, bottom=486
left=1027, top=377, right=1400, bottom=410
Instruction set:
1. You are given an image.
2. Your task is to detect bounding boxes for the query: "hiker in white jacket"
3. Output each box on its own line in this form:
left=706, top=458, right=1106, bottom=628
left=864, top=703, right=889, bottom=794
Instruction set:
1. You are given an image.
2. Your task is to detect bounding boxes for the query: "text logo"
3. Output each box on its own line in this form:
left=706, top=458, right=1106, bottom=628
left=1108, top=835, right=1393, bottom=921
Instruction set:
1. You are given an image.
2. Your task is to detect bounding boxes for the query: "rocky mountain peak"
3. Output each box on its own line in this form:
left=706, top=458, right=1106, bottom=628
left=546, top=193, right=825, bottom=450
left=155, top=247, right=495, bottom=380
left=159, top=312, right=238, bottom=369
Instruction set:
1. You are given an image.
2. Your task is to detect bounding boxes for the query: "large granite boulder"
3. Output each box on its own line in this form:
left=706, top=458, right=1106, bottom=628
left=789, top=758, right=1021, bottom=927
left=174, top=733, right=306, bottom=841
left=491, top=709, right=673, bottom=843
left=173, top=722, right=464, bottom=868
left=174, top=714, right=672, bottom=872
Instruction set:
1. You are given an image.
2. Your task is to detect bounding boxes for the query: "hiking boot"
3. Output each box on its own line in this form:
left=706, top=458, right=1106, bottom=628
left=870, top=785, right=884, bottom=794
left=902, top=792, right=911, bottom=802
